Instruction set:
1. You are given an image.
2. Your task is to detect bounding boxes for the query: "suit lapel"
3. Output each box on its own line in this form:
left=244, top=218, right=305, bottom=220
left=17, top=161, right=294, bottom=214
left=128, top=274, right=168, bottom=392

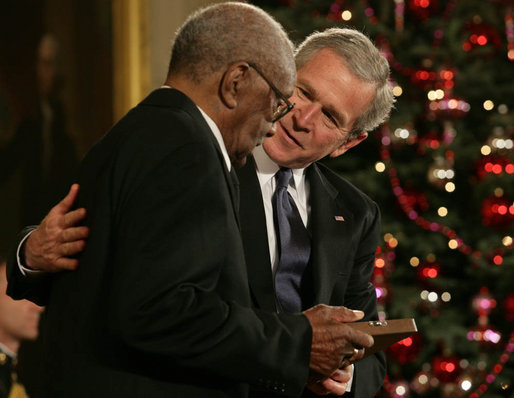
left=237, top=157, right=277, bottom=311
left=219, top=156, right=241, bottom=227
left=308, top=164, right=354, bottom=305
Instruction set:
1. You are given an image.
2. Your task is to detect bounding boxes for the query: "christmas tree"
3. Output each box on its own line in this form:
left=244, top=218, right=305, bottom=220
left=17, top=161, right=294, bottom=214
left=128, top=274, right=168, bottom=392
left=252, top=1, right=514, bottom=396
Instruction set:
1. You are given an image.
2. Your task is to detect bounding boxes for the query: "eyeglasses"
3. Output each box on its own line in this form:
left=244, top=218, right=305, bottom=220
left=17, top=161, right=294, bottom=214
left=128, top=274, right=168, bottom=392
left=247, top=62, right=295, bottom=123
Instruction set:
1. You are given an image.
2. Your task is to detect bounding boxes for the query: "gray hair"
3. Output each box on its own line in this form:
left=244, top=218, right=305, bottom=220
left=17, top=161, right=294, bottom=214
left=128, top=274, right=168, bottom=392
left=295, top=28, right=395, bottom=137
left=168, top=2, right=295, bottom=87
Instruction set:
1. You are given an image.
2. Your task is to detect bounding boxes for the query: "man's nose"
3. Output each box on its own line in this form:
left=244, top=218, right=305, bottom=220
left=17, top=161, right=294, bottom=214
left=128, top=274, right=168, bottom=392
left=26, top=300, right=44, bottom=313
left=292, top=102, right=319, bottom=131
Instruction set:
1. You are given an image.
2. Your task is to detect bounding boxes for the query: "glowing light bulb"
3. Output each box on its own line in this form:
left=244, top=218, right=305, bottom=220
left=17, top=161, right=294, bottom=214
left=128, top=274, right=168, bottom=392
left=448, top=239, right=459, bottom=249
left=341, top=10, right=352, bottom=20
left=480, top=145, right=491, bottom=155
left=483, top=100, right=494, bottom=110
left=445, top=182, right=455, bottom=192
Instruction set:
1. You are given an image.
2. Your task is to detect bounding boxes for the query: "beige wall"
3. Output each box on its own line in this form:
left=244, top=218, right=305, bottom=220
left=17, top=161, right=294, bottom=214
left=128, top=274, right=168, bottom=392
left=148, top=0, right=223, bottom=90
left=113, top=0, right=222, bottom=122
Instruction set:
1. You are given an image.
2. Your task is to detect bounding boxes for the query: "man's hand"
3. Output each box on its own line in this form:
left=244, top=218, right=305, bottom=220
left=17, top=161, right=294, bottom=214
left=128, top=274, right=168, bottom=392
left=307, top=365, right=353, bottom=396
left=303, top=304, right=373, bottom=380
left=24, top=184, right=89, bottom=272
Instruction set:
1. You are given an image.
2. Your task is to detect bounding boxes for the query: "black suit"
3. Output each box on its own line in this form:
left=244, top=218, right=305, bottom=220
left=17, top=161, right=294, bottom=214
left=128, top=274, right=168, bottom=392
left=238, top=157, right=386, bottom=398
left=7, top=88, right=312, bottom=398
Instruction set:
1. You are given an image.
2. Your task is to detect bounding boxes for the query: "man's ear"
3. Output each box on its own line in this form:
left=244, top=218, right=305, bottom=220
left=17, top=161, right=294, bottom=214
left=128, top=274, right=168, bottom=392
left=219, top=62, right=250, bottom=109
left=329, top=132, right=368, bottom=158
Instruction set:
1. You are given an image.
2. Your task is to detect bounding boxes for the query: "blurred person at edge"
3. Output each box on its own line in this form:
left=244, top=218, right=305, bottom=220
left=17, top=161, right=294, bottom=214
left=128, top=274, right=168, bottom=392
left=0, top=34, right=78, bottom=227
left=0, top=256, right=44, bottom=398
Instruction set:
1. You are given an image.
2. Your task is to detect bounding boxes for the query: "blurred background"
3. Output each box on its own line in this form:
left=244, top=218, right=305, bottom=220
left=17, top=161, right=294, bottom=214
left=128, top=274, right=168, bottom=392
left=0, top=0, right=512, bottom=397
left=252, top=1, right=513, bottom=397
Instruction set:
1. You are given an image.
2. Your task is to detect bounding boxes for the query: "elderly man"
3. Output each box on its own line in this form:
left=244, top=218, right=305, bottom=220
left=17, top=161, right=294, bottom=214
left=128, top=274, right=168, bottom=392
left=0, top=257, right=43, bottom=397
left=6, top=4, right=373, bottom=398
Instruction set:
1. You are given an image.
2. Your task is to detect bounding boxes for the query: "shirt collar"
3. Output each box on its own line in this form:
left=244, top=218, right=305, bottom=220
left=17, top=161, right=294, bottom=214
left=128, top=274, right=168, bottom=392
left=0, top=341, right=17, bottom=359
left=196, top=107, right=232, bottom=172
left=252, top=144, right=306, bottom=188
left=161, top=85, right=231, bottom=171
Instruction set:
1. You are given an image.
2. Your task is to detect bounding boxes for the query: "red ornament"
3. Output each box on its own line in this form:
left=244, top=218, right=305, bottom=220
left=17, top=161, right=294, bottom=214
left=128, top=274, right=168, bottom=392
left=417, top=262, right=441, bottom=282
left=463, top=22, right=503, bottom=53
left=475, top=155, right=514, bottom=180
left=504, top=293, right=514, bottom=322
left=387, top=333, right=422, bottom=364
left=407, top=0, right=440, bottom=21
left=432, top=355, right=461, bottom=383
left=411, top=68, right=437, bottom=89
left=480, top=196, right=514, bottom=230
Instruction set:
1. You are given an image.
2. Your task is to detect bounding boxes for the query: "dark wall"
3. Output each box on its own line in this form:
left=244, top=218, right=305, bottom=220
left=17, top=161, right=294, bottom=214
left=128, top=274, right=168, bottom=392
left=0, top=0, right=113, bottom=253
left=0, top=2, right=113, bottom=396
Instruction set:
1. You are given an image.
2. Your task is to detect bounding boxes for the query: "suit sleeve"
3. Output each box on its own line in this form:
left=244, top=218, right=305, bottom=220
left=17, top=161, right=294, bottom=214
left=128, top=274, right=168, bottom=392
left=6, top=226, right=52, bottom=306
left=343, top=201, right=386, bottom=397
left=107, top=141, right=312, bottom=396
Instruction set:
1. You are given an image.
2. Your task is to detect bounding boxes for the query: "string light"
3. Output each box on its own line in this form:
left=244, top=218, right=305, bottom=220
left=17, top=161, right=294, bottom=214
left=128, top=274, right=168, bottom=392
left=480, top=145, right=491, bottom=155
left=502, top=236, right=513, bottom=246
left=460, top=378, right=473, bottom=391
left=483, top=100, right=494, bottom=111
left=342, top=2, right=513, bottom=393
left=341, top=10, right=352, bottom=21
left=497, top=104, right=508, bottom=114
left=467, top=333, right=514, bottom=397
left=444, top=182, right=455, bottom=192
left=491, top=137, right=513, bottom=150
left=438, top=207, right=448, bottom=217
left=392, top=85, right=403, bottom=96
left=375, top=161, right=386, bottom=172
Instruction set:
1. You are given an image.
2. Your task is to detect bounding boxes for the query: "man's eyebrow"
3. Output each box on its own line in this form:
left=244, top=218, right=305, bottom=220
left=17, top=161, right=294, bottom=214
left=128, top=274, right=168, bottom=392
left=300, top=79, right=346, bottom=128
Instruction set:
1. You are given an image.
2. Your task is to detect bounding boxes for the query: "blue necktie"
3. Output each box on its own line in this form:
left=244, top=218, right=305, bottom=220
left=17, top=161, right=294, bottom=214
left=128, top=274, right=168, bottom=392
left=272, top=168, right=311, bottom=313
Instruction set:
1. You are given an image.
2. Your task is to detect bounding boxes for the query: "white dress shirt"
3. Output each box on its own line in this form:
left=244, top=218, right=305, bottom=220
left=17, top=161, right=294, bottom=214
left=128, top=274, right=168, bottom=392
left=253, top=145, right=354, bottom=391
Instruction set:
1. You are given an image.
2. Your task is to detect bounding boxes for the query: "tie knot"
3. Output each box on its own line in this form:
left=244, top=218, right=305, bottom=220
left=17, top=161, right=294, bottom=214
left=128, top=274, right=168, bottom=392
left=275, top=168, right=292, bottom=189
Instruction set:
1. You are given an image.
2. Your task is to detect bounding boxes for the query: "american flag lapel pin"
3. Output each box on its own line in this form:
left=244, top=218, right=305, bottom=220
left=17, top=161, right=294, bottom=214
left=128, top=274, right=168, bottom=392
left=334, top=215, right=345, bottom=222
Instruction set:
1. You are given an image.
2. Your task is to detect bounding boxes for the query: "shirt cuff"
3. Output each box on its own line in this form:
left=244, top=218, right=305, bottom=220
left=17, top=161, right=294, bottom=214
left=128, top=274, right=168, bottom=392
left=17, top=230, right=45, bottom=276
left=346, top=364, right=354, bottom=392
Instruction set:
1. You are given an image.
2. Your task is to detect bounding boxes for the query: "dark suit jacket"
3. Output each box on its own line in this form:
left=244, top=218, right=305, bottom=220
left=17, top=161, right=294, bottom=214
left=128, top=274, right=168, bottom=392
left=7, top=89, right=312, bottom=398
left=238, top=157, right=386, bottom=398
